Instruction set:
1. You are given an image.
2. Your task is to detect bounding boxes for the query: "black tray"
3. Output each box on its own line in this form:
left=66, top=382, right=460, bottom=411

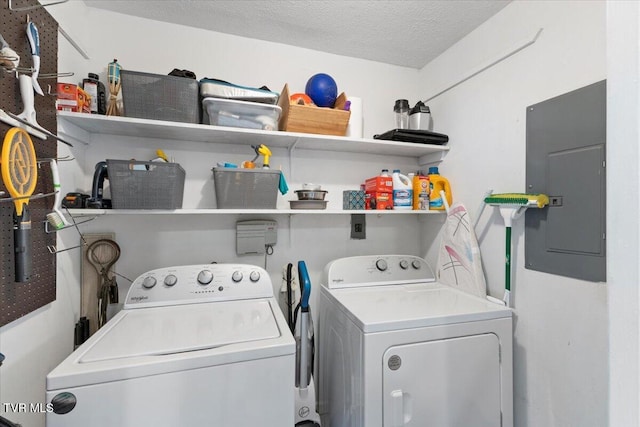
left=373, top=129, right=449, bottom=145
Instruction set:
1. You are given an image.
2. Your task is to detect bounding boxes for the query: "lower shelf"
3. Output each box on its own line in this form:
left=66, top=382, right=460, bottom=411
left=67, top=208, right=445, bottom=216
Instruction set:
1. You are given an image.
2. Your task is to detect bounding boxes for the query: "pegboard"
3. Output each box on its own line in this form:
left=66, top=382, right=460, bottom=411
left=1, top=0, right=59, bottom=326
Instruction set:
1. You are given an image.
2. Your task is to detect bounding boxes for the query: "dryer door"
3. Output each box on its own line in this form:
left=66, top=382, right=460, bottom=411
left=382, top=333, right=502, bottom=427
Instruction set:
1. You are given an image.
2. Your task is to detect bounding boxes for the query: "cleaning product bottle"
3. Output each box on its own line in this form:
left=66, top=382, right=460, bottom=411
left=428, top=166, right=452, bottom=210
left=412, top=170, right=430, bottom=210
left=392, top=169, right=412, bottom=210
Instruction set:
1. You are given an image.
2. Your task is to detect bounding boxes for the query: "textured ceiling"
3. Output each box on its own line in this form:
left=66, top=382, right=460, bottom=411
left=83, top=0, right=511, bottom=69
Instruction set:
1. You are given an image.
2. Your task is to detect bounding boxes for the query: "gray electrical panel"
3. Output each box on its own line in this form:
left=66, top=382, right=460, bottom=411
left=525, top=80, right=606, bottom=282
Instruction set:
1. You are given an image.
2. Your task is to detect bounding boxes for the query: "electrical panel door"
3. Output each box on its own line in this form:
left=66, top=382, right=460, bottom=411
left=525, top=80, right=606, bottom=282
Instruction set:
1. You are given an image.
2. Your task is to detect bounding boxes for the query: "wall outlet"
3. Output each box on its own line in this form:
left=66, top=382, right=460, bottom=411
left=350, top=214, right=366, bottom=239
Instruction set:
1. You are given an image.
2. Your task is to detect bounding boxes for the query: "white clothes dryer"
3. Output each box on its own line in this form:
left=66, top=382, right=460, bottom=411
left=318, top=255, right=513, bottom=427
left=46, top=264, right=295, bottom=427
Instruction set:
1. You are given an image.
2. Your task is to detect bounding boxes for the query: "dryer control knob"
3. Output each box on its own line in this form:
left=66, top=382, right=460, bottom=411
left=399, top=259, right=409, bottom=270
left=232, top=271, right=243, bottom=283
left=142, top=276, right=157, bottom=289
left=249, top=271, right=261, bottom=282
left=412, top=260, right=422, bottom=270
left=164, top=274, right=178, bottom=287
left=197, top=270, right=214, bottom=285
left=376, top=259, right=388, bottom=272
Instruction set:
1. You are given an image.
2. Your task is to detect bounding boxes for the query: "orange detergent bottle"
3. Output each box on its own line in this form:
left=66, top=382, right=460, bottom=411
left=427, top=166, right=452, bottom=210
left=412, top=170, right=430, bottom=210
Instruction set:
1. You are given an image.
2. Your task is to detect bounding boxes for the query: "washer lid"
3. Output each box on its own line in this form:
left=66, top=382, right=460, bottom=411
left=81, top=299, right=280, bottom=363
left=47, top=298, right=294, bottom=391
left=326, top=282, right=511, bottom=333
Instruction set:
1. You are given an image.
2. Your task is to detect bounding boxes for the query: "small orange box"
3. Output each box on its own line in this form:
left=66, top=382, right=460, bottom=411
left=365, top=192, right=393, bottom=210
left=56, top=83, right=91, bottom=113
left=365, top=176, right=393, bottom=193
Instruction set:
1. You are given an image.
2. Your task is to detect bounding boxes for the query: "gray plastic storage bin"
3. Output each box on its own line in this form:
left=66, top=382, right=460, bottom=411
left=202, top=98, right=281, bottom=130
left=213, top=167, right=280, bottom=209
left=107, top=160, right=186, bottom=209
left=121, top=70, right=199, bottom=123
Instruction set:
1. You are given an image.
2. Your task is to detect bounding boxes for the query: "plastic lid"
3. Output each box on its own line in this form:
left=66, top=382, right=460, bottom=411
left=393, top=169, right=401, bottom=173
left=428, top=166, right=439, bottom=174
left=394, top=99, right=410, bottom=112
left=410, top=101, right=430, bottom=115
left=88, top=72, right=99, bottom=80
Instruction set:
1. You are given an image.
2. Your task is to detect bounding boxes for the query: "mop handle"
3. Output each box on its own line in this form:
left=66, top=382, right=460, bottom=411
left=297, top=260, right=312, bottom=388
left=299, top=312, right=310, bottom=388
left=505, top=226, right=512, bottom=293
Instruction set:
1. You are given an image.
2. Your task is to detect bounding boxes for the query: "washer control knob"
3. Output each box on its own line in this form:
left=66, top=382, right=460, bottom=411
left=376, top=259, right=388, bottom=272
left=164, top=274, right=178, bottom=287
left=197, top=270, right=214, bottom=285
left=249, top=270, right=261, bottom=282
left=412, top=260, right=422, bottom=270
left=232, top=271, right=243, bottom=283
left=142, top=276, right=157, bottom=289
left=399, top=259, right=409, bottom=270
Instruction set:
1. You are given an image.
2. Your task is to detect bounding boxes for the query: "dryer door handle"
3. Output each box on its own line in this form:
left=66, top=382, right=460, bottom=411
left=390, top=389, right=411, bottom=426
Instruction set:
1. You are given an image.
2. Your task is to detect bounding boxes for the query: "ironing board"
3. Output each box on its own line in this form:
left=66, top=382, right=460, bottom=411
left=436, top=203, right=487, bottom=298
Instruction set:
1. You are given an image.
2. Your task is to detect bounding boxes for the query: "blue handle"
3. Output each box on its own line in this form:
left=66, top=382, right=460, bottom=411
left=27, top=21, right=40, bottom=55
left=297, top=260, right=311, bottom=310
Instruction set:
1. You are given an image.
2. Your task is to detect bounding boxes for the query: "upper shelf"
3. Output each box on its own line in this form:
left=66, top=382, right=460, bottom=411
left=66, top=208, right=445, bottom=216
left=57, top=111, right=449, bottom=162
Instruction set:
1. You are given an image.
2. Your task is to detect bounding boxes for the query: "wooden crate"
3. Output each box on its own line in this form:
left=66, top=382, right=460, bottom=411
left=277, top=84, right=351, bottom=136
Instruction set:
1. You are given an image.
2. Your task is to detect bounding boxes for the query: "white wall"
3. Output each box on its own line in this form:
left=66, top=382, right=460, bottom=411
left=607, top=2, right=640, bottom=426
left=419, top=1, right=608, bottom=426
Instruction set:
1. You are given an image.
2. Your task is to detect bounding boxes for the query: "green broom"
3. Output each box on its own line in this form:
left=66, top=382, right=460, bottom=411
left=484, top=193, right=549, bottom=306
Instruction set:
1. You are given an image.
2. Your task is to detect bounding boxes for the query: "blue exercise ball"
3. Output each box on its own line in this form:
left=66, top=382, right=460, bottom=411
left=305, top=73, right=338, bottom=108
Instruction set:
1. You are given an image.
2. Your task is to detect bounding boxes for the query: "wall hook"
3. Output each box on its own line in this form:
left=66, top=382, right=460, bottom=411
left=0, top=191, right=55, bottom=204
left=37, top=155, right=74, bottom=162
left=9, top=0, right=69, bottom=12
left=45, top=207, right=94, bottom=255
left=45, top=215, right=96, bottom=234
left=39, top=71, right=74, bottom=79
left=3, top=66, right=34, bottom=75
left=5, top=110, right=74, bottom=147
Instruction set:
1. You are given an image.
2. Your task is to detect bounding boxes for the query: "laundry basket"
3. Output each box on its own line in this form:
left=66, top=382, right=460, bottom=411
left=213, top=168, right=280, bottom=209
left=121, top=70, right=200, bottom=123
left=108, top=160, right=186, bottom=209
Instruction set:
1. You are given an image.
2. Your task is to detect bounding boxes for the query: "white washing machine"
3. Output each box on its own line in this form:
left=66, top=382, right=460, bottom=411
left=318, top=255, right=513, bottom=427
left=46, top=264, right=295, bottom=427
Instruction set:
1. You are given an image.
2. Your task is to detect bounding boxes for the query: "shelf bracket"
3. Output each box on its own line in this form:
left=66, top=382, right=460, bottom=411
left=288, top=138, right=300, bottom=180
left=418, top=150, right=447, bottom=166
left=288, top=214, right=294, bottom=248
